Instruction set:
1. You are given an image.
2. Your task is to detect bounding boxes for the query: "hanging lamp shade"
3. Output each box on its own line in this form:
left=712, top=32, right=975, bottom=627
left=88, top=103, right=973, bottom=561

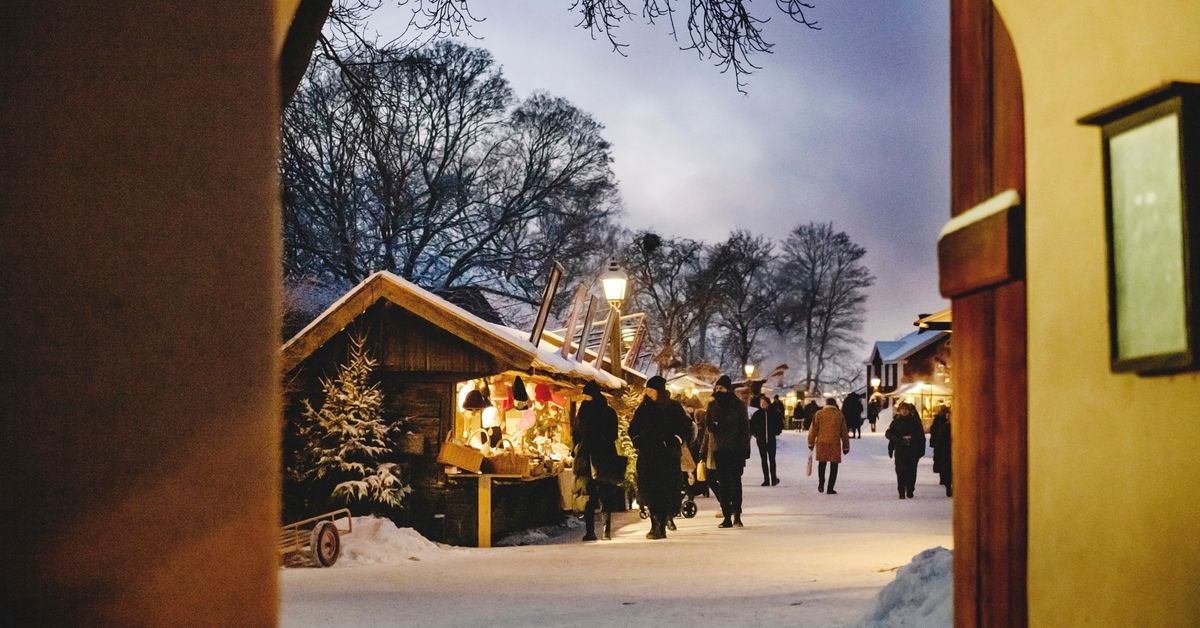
left=462, top=389, right=488, bottom=411
left=534, top=383, right=553, bottom=402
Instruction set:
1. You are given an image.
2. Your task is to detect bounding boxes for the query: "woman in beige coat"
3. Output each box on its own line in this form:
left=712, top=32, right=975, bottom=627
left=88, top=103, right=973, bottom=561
left=807, top=398, right=850, bottom=494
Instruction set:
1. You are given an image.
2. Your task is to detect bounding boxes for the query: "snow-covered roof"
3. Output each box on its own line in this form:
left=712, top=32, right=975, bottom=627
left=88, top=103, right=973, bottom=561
left=491, top=325, right=625, bottom=390
left=537, top=328, right=648, bottom=387
left=282, top=271, right=626, bottom=390
left=870, top=329, right=950, bottom=364
left=665, top=373, right=714, bottom=391
left=914, top=308, right=952, bottom=331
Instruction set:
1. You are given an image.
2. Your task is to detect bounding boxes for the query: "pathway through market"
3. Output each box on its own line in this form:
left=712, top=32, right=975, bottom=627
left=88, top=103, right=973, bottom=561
left=280, top=415, right=951, bottom=627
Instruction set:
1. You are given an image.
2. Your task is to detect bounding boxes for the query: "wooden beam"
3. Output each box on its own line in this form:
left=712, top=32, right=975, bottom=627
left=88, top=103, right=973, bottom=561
left=939, top=192, right=1024, bottom=298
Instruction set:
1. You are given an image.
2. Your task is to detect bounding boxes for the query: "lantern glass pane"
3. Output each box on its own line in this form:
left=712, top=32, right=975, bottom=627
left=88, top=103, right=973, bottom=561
left=1109, top=113, right=1188, bottom=361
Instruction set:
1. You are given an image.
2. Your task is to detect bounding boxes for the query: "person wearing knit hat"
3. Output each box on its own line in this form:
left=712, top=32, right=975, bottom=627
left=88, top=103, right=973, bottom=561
left=627, top=375, right=693, bottom=540
left=705, top=374, right=750, bottom=528
left=573, top=381, right=624, bottom=541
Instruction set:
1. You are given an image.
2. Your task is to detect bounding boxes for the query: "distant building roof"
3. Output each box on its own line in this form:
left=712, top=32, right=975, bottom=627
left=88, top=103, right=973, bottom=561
left=914, top=308, right=952, bottom=331
left=868, top=329, right=950, bottom=364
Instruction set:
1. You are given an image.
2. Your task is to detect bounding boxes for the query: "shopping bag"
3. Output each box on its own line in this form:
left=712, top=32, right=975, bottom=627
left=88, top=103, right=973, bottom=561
left=696, top=460, right=707, bottom=482
left=679, top=444, right=697, bottom=472
left=806, top=451, right=813, bottom=477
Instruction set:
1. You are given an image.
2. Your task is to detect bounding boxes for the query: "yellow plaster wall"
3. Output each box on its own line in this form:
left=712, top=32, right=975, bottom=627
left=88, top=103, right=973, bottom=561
left=994, top=2, right=1200, bottom=624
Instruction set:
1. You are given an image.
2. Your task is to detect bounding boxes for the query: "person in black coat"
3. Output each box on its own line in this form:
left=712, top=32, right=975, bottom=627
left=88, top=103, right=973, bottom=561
left=573, top=381, right=625, bottom=541
left=930, top=404, right=952, bottom=497
left=706, top=374, right=751, bottom=528
left=749, top=395, right=783, bottom=486
left=842, top=392, right=865, bottom=439
left=628, top=375, right=693, bottom=540
left=867, top=396, right=881, bottom=432
left=886, top=401, right=927, bottom=499
left=802, top=399, right=820, bottom=431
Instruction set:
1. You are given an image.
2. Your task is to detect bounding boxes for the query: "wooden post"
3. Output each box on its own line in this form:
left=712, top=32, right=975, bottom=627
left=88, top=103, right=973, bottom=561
left=477, top=475, right=492, bottom=548
left=573, top=297, right=597, bottom=362
left=559, top=285, right=587, bottom=359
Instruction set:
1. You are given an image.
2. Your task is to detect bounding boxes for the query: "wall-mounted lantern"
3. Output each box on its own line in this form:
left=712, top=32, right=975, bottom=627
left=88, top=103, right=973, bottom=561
left=1079, top=82, right=1200, bottom=374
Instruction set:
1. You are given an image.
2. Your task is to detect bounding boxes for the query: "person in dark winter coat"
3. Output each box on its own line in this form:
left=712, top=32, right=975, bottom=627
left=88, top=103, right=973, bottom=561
left=749, top=395, right=783, bottom=486
left=886, top=402, right=927, bottom=499
left=628, top=375, right=693, bottom=540
left=791, top=400, right=804, bottom=432
left=842, top=392, right=865, bottom=439
left=802, top=399, right=820, bottom=431
left=573, top=381, right=624, bottom=541
left=930, top=404, right=952, bottom=497
left=770, top=396, right=786, bottom=426
left=705, top=374, right=751, bottom=528
left=808, top=398, right=850, bottom=494
left=867, top=396, right=881, bottom=432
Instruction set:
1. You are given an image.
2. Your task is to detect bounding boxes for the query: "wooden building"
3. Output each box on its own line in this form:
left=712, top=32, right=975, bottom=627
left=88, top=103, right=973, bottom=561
left=864, top=329, right=952, bottom=401
left=282, top=271, right=628, bottom=546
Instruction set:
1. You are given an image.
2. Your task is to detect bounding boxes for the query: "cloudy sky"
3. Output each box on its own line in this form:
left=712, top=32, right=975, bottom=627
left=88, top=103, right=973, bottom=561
left=375, top=1, right=950, bottom=350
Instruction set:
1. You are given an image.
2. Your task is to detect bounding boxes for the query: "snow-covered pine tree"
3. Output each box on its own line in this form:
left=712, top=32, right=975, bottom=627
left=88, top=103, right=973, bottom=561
left=300, top=333, right=410, bottom=511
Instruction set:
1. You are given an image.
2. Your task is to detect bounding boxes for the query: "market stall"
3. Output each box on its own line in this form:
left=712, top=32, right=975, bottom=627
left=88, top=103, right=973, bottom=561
left=282, top=271, right=630, bottom=547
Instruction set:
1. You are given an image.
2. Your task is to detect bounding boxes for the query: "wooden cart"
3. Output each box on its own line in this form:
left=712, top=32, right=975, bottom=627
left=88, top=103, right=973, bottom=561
left=279, top=508, right=353, bottom=567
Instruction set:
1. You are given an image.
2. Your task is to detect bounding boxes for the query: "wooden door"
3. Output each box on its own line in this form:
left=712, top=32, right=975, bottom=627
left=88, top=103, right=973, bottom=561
left=944, top=1, right=1028, bottom=626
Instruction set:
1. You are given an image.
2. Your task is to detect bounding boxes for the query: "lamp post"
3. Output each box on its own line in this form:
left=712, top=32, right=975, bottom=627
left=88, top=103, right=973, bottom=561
left=744, top=363, right=755, bottom=379
left=599, top=259, right=628, bottom=307
left=597, top=260, right=628, bottom=376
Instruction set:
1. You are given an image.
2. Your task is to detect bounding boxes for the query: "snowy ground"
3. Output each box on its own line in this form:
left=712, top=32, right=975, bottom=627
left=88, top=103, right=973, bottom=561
left=280, top=416, right=952, bottom=627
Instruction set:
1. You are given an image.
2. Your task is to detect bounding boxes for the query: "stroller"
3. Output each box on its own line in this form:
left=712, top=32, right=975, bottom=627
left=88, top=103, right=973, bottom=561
left=638, top=473, right=701, bottom=520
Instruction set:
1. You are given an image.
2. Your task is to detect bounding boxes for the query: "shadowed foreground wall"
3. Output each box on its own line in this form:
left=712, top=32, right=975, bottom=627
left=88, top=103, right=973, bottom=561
left=995, top=1, right=1200, bottom=625
left=1, top=3, right=289, bottom=624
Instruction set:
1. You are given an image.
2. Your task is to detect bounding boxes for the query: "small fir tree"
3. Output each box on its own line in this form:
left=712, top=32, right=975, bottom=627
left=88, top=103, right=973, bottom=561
left=611, top=388, right=644, bottom=488
left=299, top=333, right=410, bottom=511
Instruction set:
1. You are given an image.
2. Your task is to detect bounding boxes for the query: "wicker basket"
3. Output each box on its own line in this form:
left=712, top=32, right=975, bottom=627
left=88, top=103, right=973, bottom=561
left=437, top=433, right=483, bottom=472
left=483, top=451, right=529, bottom=475
left=482, top=439, right=530, bottom=476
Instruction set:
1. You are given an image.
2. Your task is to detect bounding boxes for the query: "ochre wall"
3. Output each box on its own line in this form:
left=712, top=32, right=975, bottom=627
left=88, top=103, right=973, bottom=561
left=994, top=2, right=1200, bottom=625
left=1, top=3, right=298, bottom=624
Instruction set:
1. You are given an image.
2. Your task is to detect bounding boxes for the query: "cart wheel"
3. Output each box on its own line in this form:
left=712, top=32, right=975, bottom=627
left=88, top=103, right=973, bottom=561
left=311, top=521, right=340, bottom=567
left=638, top=507, right=649, bottom=520
left=682, top=500, right=698, bottom=519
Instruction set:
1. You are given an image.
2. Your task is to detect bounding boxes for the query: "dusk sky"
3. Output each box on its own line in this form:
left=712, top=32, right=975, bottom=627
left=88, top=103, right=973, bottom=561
left=376, top=1, right=951, bottom=352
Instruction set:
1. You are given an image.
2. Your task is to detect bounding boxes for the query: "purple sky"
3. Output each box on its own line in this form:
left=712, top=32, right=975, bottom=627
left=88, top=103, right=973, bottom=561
left=374, top=1, right=950, bottom=351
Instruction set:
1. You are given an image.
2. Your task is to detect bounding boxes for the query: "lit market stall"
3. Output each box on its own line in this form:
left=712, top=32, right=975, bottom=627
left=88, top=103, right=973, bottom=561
left=282, top=271, right=638, bottom=547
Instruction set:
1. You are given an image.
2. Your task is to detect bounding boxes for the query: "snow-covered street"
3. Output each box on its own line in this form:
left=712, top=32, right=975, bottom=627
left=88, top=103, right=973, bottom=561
left=280, top=421, right=952, bottom=627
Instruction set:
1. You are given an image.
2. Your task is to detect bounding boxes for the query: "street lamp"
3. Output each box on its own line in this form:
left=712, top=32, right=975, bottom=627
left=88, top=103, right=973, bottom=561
left=599, top=259, right=628, bottom=307
left=597, top=259, right=628, bottom=377
left=744, top=363, right=755, bottom=379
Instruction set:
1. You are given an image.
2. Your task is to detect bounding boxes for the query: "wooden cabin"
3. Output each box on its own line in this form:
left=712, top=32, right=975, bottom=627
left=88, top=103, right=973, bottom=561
left=282, top=272, right=629, bottom=546
left=865, top=329, right=952, bottom=401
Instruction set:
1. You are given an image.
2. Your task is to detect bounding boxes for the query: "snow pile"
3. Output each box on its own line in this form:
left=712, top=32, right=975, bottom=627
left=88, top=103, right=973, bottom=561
left=494, top=516, right=583, bottom=547
left=861, top=546, right=953, bottom=628
left=336, top=516, right=460, bottom=566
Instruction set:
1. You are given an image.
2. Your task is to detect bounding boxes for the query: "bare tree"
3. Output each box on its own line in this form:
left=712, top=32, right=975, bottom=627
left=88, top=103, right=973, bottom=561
left=620, top=232, right=725, bottom=372
left=281, top=42, right=619, bottom=321
left=776, top=222, right=873, bottom=393
left=279, top=0, right=822, bottom=104
left=710, top=230, right=778, bottom=370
